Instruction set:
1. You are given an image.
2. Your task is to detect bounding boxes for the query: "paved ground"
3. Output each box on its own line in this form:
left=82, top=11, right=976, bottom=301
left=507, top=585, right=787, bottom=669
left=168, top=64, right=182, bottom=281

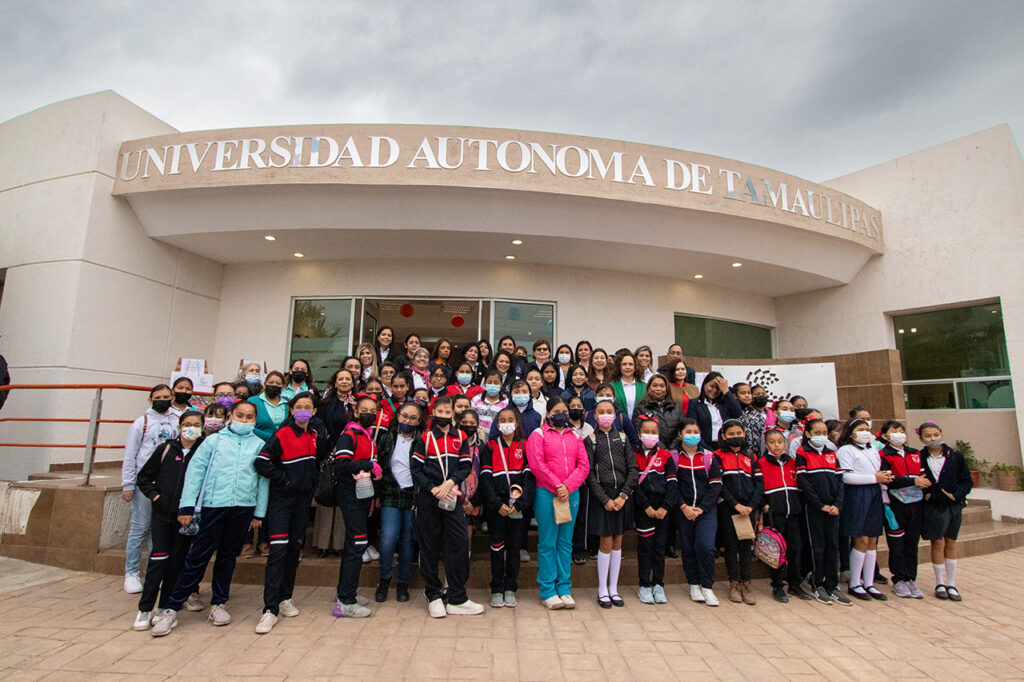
left=1, top=549, right=1024, bottom=680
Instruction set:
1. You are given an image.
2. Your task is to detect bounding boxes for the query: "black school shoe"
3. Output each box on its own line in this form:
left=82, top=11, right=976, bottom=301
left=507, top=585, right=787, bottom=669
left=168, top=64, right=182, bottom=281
left=946, top=586, right=962, bottom=602
left=865, top=586, right=888, bottom=601
left=788, top=585, right=813, bottom=601
left=848, top=585, right=872, bottom=601
left=396, top=583, right=410, bottom=602
left=935, top=584, right=948, bottom=599
left=772, top=586, right=789, bottom=603
left=375, top=578, right=390, bottom=603
left=598, top=596, right=612, bottom=609
left=610, top=594, right=625, bottom=607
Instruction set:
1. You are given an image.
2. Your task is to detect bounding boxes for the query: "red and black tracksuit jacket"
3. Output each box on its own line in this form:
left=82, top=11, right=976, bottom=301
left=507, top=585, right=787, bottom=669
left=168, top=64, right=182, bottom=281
left=753, top=452, right=801, bottom=518
left=794, top=445, right=843, bottom=511
left=674, top=449, right=722, bottom=515
left=410, top=426, right=472, bottom=491
left=633, top=447, right=679, bottom=515
left=479, top=437, right=536, bottom=513
left=255, top=423, right=326, bottom=495
left=715, top=448, right=756, bottom=509
left=879, top=444, right=923, bottom=489
left=333, top=424, right=378, bottom=494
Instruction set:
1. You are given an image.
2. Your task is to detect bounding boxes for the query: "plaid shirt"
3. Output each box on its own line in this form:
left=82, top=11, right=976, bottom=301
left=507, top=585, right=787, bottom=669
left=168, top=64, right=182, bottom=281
left=377, top=428, right=415, bottom=510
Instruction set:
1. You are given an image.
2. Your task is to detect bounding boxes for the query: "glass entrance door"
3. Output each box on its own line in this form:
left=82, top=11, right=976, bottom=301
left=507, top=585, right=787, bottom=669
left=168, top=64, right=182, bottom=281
left=356, top=298, right=482, bottom=358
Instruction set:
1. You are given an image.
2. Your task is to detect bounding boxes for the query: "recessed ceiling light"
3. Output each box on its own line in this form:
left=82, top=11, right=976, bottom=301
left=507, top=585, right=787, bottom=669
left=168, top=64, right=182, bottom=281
left=264, top=235, right=276, bottom=241
left=505, top=255, right=516, bottom=260
left=511, top=239, right=523, bottom=245
left=732, top=262, right=742, bottom=267
left=293, top=252, right=304, bottom=258
left=910, top=327, right=917, bottom=333
left=693, top=274, right=704, bottom=279
left=897, top=329, right=905, bottom=334
left=992, top=310, right=999, bottom=314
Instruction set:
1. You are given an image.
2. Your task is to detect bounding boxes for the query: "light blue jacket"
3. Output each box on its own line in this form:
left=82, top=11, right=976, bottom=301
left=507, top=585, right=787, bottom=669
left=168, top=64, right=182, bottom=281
left=178, top=427, right=269, bottom=518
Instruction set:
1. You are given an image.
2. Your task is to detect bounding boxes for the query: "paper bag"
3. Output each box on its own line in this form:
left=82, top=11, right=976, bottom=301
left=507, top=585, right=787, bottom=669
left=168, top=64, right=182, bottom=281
left=553, top=496, right=572, bottom=525
left=732, top=513, right=755, bottom=541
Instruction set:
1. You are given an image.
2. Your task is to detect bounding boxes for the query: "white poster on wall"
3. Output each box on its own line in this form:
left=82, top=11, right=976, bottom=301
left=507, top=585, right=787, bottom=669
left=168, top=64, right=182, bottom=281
left=711, top=362, right=840, bottom=420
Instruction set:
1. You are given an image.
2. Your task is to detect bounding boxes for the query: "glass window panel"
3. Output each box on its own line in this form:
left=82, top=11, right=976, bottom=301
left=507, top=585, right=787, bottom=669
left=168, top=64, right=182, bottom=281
left=492, top=301, right=554, bottom=352
left=289, top=298, right=352, bottom=384
left=674, top=315, right=772, bottom=359
left=894, top=303, right=1010, bottom=380
left=905, top=383, right=956, bottom=410
left=957, top=379, right=1015, bottom=409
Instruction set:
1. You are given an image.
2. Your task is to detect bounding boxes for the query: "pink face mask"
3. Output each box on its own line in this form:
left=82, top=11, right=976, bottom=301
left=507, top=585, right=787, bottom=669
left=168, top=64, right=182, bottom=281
left=641, top=433, right=660, bottom=450
left=597, top=414, right=616, bottom=428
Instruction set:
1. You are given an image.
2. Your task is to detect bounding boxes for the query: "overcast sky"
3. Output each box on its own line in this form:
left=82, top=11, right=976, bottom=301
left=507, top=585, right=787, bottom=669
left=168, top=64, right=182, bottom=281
left=2, top=1, right=1022, bottom=181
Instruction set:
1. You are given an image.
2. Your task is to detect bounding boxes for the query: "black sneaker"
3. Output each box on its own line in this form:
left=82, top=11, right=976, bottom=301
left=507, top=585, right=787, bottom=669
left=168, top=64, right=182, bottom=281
left=830, top=589, right=853, bottom=606
left=788, top=585, right=813, bottom=601
left=812, top=587, right=833, bottom=605
left=396, top=583, right=410, bottom=602
left=375, top=578, right=390, bottom=603
left=572, top=551, right=586, bottom=565
left=665, top=546, right=679, bottom=559
left=772, top=586, right=789, bottom=603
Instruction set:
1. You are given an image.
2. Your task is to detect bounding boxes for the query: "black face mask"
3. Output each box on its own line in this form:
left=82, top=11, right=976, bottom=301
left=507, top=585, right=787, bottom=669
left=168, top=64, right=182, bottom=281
left=152, top=399, right=172, bottom=413
left=357, top=412, right=377, bottom=428
left=752, top=396, right=769, bottom=408
left=568, top=408, right=585, bottom=422
left=433, top=416, right=452, bottom=429
left=725, top=436, right=747, bottom=450
left=453, top=410, right=465, bottom=423
left=174, top=391, right=192, bottom=404
left=264, top=385, right=282, bottom=399
left=398, top=422, right=416, bottom=434
left=459, top=424, right=475, bottom=437
left=794, top=407, right=813, bottom=421
left=291, top=370, right=307, bottom=384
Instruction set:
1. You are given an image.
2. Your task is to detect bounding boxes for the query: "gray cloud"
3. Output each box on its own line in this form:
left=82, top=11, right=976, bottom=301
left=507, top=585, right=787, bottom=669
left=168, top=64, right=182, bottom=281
left=1, top=0, right=1021, bottom=180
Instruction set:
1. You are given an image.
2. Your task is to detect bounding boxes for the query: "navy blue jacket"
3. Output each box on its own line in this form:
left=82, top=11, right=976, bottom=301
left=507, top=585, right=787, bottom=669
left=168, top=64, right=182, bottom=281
left=487, top=402, right=542, bottom=440
left=920, top=445, right=973, bottom=507
left=685, top=392, right=743, bottom=447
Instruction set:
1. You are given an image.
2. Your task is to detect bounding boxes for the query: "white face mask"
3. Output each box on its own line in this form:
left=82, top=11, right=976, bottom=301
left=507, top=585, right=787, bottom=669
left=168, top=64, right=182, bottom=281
left=854, top=430, right=874, bottom=445
left=558, top=353, right=572, bottom=364
left=888, top=432, right=907, bottom=447
left=498, top=422, right=516, bottom=435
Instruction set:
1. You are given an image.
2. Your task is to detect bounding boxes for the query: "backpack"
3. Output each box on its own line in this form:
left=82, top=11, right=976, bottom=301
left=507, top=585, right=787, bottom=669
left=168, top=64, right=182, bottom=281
left=753, top=514, right=788, bottom=569
left=314, top=456, right=337, bottom=507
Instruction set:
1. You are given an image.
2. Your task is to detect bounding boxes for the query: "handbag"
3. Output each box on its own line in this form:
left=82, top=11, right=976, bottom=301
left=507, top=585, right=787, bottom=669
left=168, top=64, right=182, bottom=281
left=752, top=510, right=787, bottom=569
left=314, top=456, right=338, bottom=507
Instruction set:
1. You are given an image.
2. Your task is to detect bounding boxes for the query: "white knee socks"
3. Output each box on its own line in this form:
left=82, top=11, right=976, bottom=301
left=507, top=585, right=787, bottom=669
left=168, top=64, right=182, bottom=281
left=849, top=549, right=866, bottom=589
left=945, top=559, right=957, bottom=587
left=863, top=550, right=877, bottom=589
left=597, top=551, right=610, bottom=599
left=608, top=549, right=622, bottom=598
left=932, top=563, right=946, bottom=586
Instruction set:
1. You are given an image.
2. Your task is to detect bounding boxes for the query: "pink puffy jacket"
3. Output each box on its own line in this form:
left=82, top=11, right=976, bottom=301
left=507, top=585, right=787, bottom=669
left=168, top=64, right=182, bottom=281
left=526, top=423, right=590, bottom=494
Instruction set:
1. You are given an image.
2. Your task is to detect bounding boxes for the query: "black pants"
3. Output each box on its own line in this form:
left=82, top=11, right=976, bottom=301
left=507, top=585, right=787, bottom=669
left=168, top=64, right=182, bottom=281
left=336, top=491, right=371, bottom=604
left=717, top=504, right=752, bottom=582
left=769, top=514, right=803, bottom=589
left=263, top=492, right=311, bottom=614
left=167, top=506, right=253, bottom=610
left=487, top=509, right=524, bottom=593
left=138, top=514, right=193, bottom=612
left=804, top=508, right=839, bottom=592
left=572, top=487, right=594, bottom=554
left=416, top=489, right=470, bottom=604
left=678, top=509, right=717, bottom=588
left=636, top=511, right=668, bottom=587
left=886, top=499, right=923, bottom=582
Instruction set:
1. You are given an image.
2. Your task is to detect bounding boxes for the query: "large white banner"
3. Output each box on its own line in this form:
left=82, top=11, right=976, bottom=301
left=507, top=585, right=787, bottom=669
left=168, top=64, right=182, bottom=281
left=711, top=362, right=840, bottom=420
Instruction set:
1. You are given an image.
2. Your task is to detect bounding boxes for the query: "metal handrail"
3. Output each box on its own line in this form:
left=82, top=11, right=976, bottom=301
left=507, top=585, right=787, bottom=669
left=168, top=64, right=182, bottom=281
left=0, top=383, right=212, bottom=486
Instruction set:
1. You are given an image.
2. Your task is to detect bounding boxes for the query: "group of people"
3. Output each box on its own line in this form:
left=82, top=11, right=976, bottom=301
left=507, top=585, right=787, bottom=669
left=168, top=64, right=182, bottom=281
left=119, top=330, right=973, bottom=638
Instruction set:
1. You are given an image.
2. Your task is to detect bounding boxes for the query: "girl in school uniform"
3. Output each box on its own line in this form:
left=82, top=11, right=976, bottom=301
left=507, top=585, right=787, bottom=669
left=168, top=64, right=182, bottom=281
left=675, top=418, right=723, bottom=606
left=754, top=428, right=809, bottom=603
left=479, top=407, right=535, bottom=608
left=471, top=369, right=508, bottom=432
left=447, top=361, right=484, bottom=400
left=588, top=384, right=641, bottom=451
left=633, top=417, right=678, bottom=605
left=585, top=400, right=639, bottom=608
left=917, top=421, right=973, bottom=601
left=836, top=418, right=893, bottom=601
left=375, top=401, right=421, bottom=603
left=715, top=419, right=758, bottom=605
left=877, top=420, right=928, bottom=599
left=562, top=365, right=596, bottom=412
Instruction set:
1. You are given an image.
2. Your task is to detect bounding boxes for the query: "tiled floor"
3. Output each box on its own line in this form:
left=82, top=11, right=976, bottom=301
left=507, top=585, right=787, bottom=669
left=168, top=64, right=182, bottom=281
left=2, top=549, right=1024, bottom=680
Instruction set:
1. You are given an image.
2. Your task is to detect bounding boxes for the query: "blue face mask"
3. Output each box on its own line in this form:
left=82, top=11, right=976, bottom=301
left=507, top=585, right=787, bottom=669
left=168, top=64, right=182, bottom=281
left=511, top=394, right=530, bottom=407
left=398, top=422, right=416, bottom=434
left=683, top=433, right=702, bottom=446
left=595, top=396, right=613, bottom=403
left=777, top=410, right=796, bottom=424
left=230, top=422, right=255, bottom=436
left=457, top=373, right=472, bottom=386
left=809, top=435, right=830, bottom=449
left=244, top=375, right=260, bottom=385
left=485, top=384, right=501, bottom=397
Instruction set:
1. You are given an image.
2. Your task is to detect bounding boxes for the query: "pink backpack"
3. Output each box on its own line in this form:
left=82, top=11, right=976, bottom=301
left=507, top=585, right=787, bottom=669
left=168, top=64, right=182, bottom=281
left=753, top=522, right=787, bottom=569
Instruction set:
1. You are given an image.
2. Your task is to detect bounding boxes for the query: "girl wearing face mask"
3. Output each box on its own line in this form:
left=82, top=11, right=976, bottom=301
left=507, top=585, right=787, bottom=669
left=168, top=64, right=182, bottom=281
left=554, top=344, right=574, bottom=388
left=632, top=417, right=678, bottom=605
left=771, top=399, right=798, bottom=447
left=122, top=384, right=180, bottom=596
left=202, top=403, right=228, bottom=437
left=734, top=382, right=767, bottom=458
left=714, top=420, right=758, bottom=606
left=471, top=369, right=508, bottom=432
left=131, top=411, right=206, bottom=631
left=876, top=420, right=927, bottom=600
left=675, top=419, right=723, bottom=607
left=149, top=401, right=269, bottom=637
left=458, top=409, right=485, bottom=550
left=447, top=362, right=484, bottom=400
left=282, top=360, right=313, bottom=402
left=561, top=365, right=596, bottom=412
left=253, top=393, right=329, bottom=634
left=249, top=371, right=288, bottom=443
left=585, top=401, right=638, bottom=608
left=480, top=407, right=535, bottom=608
left=331, top=396, right=385, bottom=619
left=588, top=384, right=641, bottom=452
left=211, top=382, right=236, bottom=412
left=917, top=421, right=972, bottom=602
left=836, top=418, right=892, bottom=601
left=794, top=419, right=850, bottom=606
left=236, top=362, right=264, bottom=397
left=170, top=377, right=195, bottom=415
left=489, top=379, right=541, bottom=440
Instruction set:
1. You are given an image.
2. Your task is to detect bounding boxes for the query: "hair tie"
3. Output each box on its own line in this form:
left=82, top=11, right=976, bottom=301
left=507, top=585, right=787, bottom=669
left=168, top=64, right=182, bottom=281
left=637, top=415, right=660, bottom=423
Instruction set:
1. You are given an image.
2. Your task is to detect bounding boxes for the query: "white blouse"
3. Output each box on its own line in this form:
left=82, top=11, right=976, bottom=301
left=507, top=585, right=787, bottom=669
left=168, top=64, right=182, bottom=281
left=837, top=443, right=881, bottom=485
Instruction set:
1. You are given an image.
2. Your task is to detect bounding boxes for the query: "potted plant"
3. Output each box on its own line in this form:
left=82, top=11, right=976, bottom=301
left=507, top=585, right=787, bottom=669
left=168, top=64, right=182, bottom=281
left=991, top=464, right=1022, bottom=492
left=957, top=440, right=989, bottom=488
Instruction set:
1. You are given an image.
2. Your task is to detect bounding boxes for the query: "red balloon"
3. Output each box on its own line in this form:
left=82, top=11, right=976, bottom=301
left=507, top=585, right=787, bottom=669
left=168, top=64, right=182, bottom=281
left=451, top=315, right=465, bottom=328
left=400, top=303, right=415, bottom=318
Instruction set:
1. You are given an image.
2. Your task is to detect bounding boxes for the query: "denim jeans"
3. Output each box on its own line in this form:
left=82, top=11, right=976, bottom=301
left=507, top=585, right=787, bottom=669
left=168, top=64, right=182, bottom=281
left=125, top=487, right=152, bottom=575
left=378, top=506, right=415, bottom=584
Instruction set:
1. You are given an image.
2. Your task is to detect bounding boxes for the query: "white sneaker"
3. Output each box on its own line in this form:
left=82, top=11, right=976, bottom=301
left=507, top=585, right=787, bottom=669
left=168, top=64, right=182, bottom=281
left=279, top=599, right=299, bottom=617
left=366, top=545, right=380, bottom=561
left=336, top=601, right=372, bottom=618
left=355, top=595, right=369, bottom=606
left=132, top=610, right=151, bottom=631
left=446, top=599, right=484, bottom=615
left=689, top=584, right=705, bottom=602
left=702, top=587, right=719, bottom=607
left=427, top=598, right=447, bottom=618
left=638, top=587, right=655, bottom=604
left=124, top=573, right=143, bottom=594
left=184, top=592, right=204, bottom=612
left=255, top=611, right=278, bottom=634
left=150, top=609, right=177, bottom=637
left=503, top=591, right=518, bottom=608
left=208, top=604, right=231, bottom=626
left=490, top=593, right=505, bottom=608
left=542, top=595, right=564, bottom=610
left=362, top=549, right=372, bottom=564
left=557, top=594, right=575, bottom=609
left=652, top=585, right=668, bottom=604
left=520, top=549, right=530, bottom=563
